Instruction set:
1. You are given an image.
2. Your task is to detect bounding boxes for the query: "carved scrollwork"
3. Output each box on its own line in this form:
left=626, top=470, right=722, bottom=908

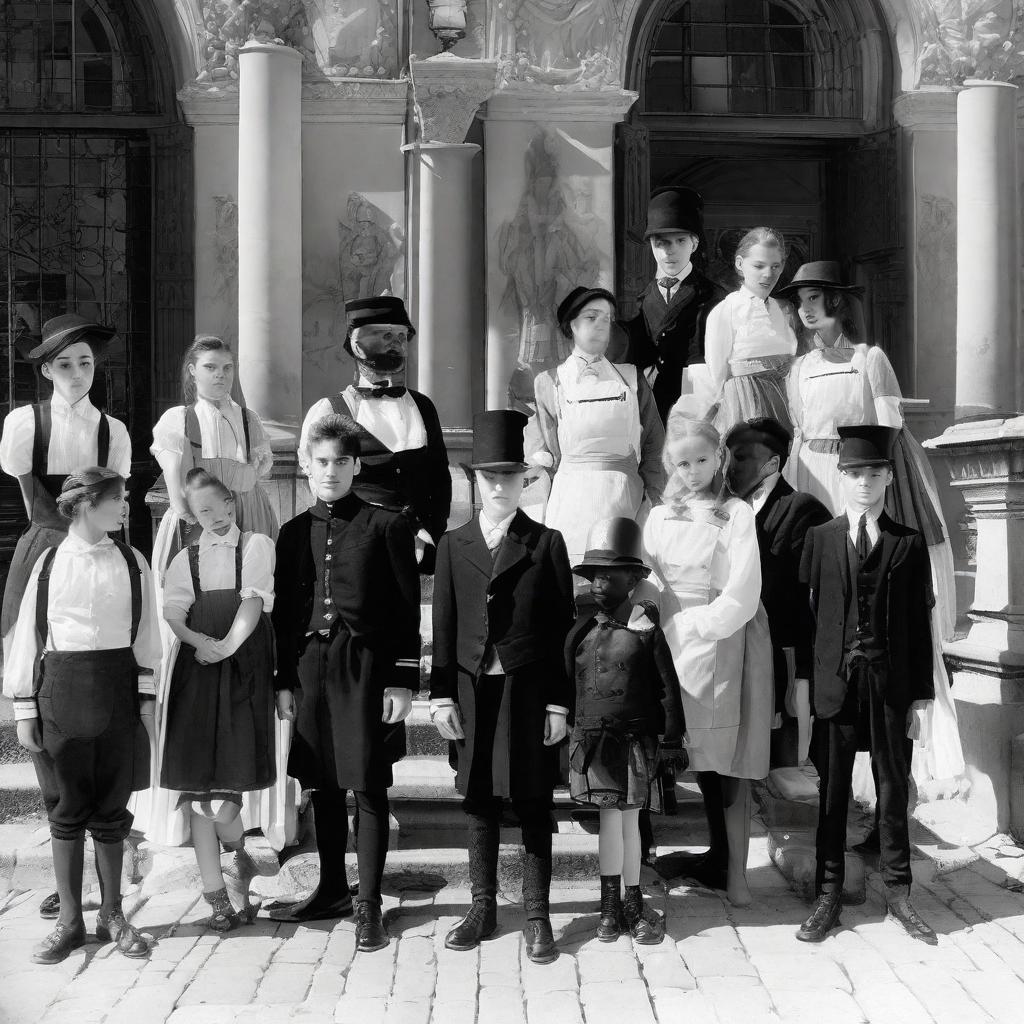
left=916, top=0, right=1024, bottom=85
left=410, top=53, right=499, bottom=144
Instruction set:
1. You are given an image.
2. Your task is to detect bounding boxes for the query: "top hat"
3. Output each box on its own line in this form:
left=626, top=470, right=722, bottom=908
left=556, top=286, right=617, bottom=336
left=837, top=424, right=898, bottom=468
left=776, top=261, right=864, bottom=300
left=344, top=296, right=416, bottom=352
left=27, top=313, right=116, bottom=363
left=572, top=517, right=652, bottom=580
left=469, top=410, right=529, bottom=471
left=644, top=186, right=705, bottom=239
left=724, top=416, right=792, bottom=463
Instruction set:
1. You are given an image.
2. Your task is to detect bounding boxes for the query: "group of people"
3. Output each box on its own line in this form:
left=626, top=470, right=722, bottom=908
left=0, top=184, right=962, bottom=968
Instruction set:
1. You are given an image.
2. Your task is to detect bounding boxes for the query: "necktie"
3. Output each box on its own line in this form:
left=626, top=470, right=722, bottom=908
left=355, top=383, right=406, bottom=398
left=856, top=513, right=871, bottom=562
left=658, top=276, right=677, bottom=301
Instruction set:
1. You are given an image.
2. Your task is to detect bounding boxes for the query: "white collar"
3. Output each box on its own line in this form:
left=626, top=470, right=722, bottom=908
left=813, top=332, right=852, bottom=350
left=845, top=502, right=884, bottom=539
left=657, top=264, right=693, bottom=286
left=199, top=522, right=241, bottom=550
left=740, top=283, right=772, bottom=304
left=572, top=346, right=606, bottom=364
left=196, top=395, right=237, bottom=415
left=749, top=471, right=782, bottom=513
left=63, top=531, right=114, bottom=555
left=50, top=392, right=97, bottom=420
left=479, top=509, right=516, bottom=536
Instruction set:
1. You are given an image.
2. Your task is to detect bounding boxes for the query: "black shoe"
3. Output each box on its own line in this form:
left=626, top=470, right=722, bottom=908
left=445, top=899, right=498, bottom=951
left=523, top=917, right=558, bottom=964
left=887, top=895, right=938, bottom=945
left=355, top=900, right=389, bottom=953
left=623, top=885, right=664, bottom=945
left=96, top=907, right=151, bottom=959
left=31, top=921, right=87, bottom=965
left=39, top=892, right=60, bottom=920
left=597, top=875, right=622, bottom=942
left=796, top=892, right=842, bottom=943
left=653, top=850, right=727, bottom=890
left=267, top=885, right=353, bottom=923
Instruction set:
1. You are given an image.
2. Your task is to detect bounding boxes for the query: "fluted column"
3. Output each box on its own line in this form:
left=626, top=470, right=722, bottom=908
left=237, top=41, right=303, bottom=430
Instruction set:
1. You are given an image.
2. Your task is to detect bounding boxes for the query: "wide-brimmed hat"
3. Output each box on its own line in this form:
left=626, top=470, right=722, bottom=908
left=344, top=296, right=416, bottom=354
left=556, top=287, right=617, bottom=338
left=27, top=313, right=116, bottom=363
left=572, top=517, right=651, bottom=580
left=776, top=261, right=864, bottom=300
left=837, top=424, right=898, bottom=469
left=469, top=410, right=529, bottom=471
left=644, top=186, right=705, bottom=239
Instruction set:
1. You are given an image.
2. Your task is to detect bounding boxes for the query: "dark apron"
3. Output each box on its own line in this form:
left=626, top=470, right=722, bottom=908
left=1, top=403, right=110, bottom=637
left=160, top=534, right=275, bottom=796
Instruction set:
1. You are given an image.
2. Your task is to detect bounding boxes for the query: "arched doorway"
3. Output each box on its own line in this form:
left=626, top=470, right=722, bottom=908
left=617, top=0, right=905, bottom=375
left=0, top=0, right=192, bottom=564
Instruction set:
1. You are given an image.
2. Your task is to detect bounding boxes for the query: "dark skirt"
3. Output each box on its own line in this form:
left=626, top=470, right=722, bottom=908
left=1, top=522, right=66, bottom=638
left=161, top=615, right=276, bottom=795
left=568, top=726, right=660, bottom=811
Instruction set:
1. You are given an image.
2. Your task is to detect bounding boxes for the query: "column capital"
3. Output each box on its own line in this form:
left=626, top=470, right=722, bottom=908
left=892, top=90, right=956, bottom=130
left=240, top=40, right=304, bottom=61
left=409, top=53, right=499, bottom=144
left=483, top=88, right=638, bottom=123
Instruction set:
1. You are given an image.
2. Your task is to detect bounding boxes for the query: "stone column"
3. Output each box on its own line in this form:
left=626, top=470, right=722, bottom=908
left=955, top=80, right=1019, bottom=421
left=237, top=41, right=303, bottom=432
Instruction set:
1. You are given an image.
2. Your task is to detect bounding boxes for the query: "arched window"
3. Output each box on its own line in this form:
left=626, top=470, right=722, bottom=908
left=643, top=0, right=860, bottom=118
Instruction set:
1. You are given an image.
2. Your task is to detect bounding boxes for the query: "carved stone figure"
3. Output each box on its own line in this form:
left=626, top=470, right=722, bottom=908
left=337, top=193, right=404, bottom=300
left=916, top=0, right=1024, bottom=84
left=302, top=0, right=400, bottom=77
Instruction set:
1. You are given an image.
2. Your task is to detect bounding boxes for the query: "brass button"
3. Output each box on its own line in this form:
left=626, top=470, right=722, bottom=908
left=325, top=554, right=332, bottom=561
left=323, top=598, right=331, bottom=606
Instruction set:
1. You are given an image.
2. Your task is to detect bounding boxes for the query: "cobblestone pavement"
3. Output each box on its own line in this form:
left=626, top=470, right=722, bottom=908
left=5, top=835, right=1024, bottom=1024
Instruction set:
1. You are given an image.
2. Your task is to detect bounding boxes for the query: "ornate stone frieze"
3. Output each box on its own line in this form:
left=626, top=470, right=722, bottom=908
left=916, top=0, right=1024, bottom=86
left=301, top=0, right=401, bottom=78
left=410, top=53, right=499, bottom=144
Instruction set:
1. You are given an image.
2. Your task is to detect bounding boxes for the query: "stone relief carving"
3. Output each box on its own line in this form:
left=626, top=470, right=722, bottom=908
left=212, top=193, right=240, bottom=345
left=410, top=53, right=499, bottom=144
left=916, top=193, right=957, bottom=307
left=302, top=0, right=400, bottom=77
left=197, top=1, right=316, bottom=82
left=916, top=0, right=1024, bottom=84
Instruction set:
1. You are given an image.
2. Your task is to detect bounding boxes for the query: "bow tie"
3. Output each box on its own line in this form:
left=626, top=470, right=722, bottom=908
left=355, top=384, right=406, bottom=399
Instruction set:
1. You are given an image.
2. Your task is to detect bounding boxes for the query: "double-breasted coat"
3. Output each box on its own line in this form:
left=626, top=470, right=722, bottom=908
left=429, top=510, right=575, bottom=801
left=621, top=271, right=728, bottom=421
left=273, top=495, right=421, bottom=791
left=800, top=512, right=934, bottom=719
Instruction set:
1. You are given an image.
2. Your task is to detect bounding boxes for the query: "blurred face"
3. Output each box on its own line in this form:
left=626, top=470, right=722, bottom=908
left=189, top=349, right=234, bottom=402
left=350, top=324, right=409, bottom=375
left=840, top=464, right=893, bottom=512
left=476, top=469, right=525, bottom=523
left=41, top=341, right=95, bottom=404
left=650, top=232, right=698, bottom=277
left=571, top=299, right=614, bottom=356
left=81, top=484, right=127, bottom=534
left=725, top=440, right=779, bottom=499
left=307, top=439, right=360, bottom=502
left=589, top=567, right=641, bottom=611
left=736, top=243, right=784, bottom=298
left=668, top=435, right=719, bottom=494
left=188, top=485, right=236, bottom=536
left=796, top=287, right=836, bottom=334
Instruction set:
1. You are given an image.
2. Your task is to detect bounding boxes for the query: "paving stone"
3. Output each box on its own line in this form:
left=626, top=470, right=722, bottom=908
left=176, top=965, right=263, bottom=1006
left=649, top=988, right=720, bottom=1024
left=429, top=999, right=477, bottom=1024
left=166, top=1008, right=243, bottom=1024
left=383, top=1000, right=432, bottom=1024
left=638, top=950, right=696, bottom=990
left=898, top=963, right=996, bottom=1024
left=333, top=994, right=387, bottom=1024
left=343, top=948, right=398, bottom=999
left=852, top=982, right=934, bottom=1024
left=102, top=980, right=190, bottom=1024
left=256, top=961, right=317, bottom=1003
left=37, top=997, right=108, bottom=1024
left=697, top=976, right=777, bottom=1024
left=579, top=979, right=656, bottom=1024
left=478, top=985, right=527, bottom=1024
left=577, top=949, right=639, bottom=983
left=389, top=966, right=436, bottom=1001
left=232, top=1009, right=296, bottom=1024
left=751, top=951, right=851, bottom=991
left=304, top=962, right=347, bottom=1010
left=679, top=939, right=760, bottom=978
left=522, top=952, right=580, bottom=995
left=833, top=947, right=899, bottom=988
left=270, top=926, right=332, bottom=964
left=769, top=988, right=866, bottom=1023
left=954, top=968, right=1024, bottom=1024
left=526, top=989, right=584, bottom=1024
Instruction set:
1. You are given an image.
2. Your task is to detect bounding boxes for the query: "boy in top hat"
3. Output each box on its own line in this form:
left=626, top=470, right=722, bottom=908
left=796, top=425, right=936, bottom=945
left=1, top=314, right=131, bottom=660
left=622, top=187, right=727, bottom=422
left=429, top=410, right=575, bottom=964
left=270, top=413, right=420, bottom=952
left=300, top=296, right=450, bottom=573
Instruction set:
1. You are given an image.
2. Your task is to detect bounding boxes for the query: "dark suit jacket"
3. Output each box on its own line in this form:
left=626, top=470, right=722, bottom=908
left=800, top=511, right=934, bottom=719
left=429, top=510, right=575, bottom=799
left=756, top=478, right=832, bottom=712
left=621, top=270, right=727, bottom=421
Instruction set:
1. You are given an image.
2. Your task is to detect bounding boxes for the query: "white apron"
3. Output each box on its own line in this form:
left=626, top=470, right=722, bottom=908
left=544, top=361, right=644, bottom=566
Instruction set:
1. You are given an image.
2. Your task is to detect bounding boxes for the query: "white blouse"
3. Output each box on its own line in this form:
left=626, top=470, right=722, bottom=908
left=162, top=524, right=275, bottom=617
left=4, top=534, right=161, bottom=719
left=0, top=394, right=131, bottom=478
left=704, top=287, right=798, bottom=393
left=151, top=400, right=273, bottom=476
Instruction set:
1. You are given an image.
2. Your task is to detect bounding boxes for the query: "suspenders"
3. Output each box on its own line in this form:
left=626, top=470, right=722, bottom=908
left=31, top=402, right=111, bottom=475
left=184, top=404, right=252, bottom=461
left=186, top=532, right=244, bottom=593
left=35, top=540, right=142, bottom=647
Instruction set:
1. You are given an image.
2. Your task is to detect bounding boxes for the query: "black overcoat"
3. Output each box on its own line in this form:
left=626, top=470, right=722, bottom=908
left=620, top=271, right=728, bottom=421
left=429, top=510, right=575, bottom=800
left=756, top=479, right=832, bottom=713
left=272, top=495, right=421, bottom=790
left=800, top=511, right=934, bottom=720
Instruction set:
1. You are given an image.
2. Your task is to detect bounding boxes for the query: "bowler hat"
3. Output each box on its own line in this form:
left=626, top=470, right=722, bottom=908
left=344, top=296, right=416, bottom=354
left=724, top=416, right=792, bottom=465
left=644, top=186, right=705, bottom=239
left=837, top=424, right=898, bottom=469
left=27, top=313, right=116, bottom=363
left=572, top=517, right=651, bottom=580
left=776, top=261, right=864, bottom=300
left=556, top=287, right=617, bottom=338
left=469, top=410, right=529, bottom=471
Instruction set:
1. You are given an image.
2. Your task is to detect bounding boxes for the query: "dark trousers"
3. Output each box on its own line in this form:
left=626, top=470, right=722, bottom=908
left=464, top=672, right=553, bottom=918
left=812, top=662, right=913, bottom=896
left=310, top=787, right=390, bottom=904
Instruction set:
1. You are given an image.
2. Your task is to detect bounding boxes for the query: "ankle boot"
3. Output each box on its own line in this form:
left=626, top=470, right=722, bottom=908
left=623, top=885, right=664, bottom=945
left=203, top=887, right=241, bottom=932
left=597, top=875, right=622, bottom=942
left=222, top=843, right=261, bottom=924
left=355, top=899, right=389, bottom=953
left=445, top=898, right=498, bottom=951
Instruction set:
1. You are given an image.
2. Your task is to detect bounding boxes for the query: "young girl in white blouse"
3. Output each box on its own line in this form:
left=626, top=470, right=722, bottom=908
left=704, top=228, right=797, bottom=436
left=4, top=468, right=159, bottom=964
left=156, top=468, right=280, bottom=930
left=0, top=315, right=131, bottom=659
left=643, top=404, right=773, bottom=906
